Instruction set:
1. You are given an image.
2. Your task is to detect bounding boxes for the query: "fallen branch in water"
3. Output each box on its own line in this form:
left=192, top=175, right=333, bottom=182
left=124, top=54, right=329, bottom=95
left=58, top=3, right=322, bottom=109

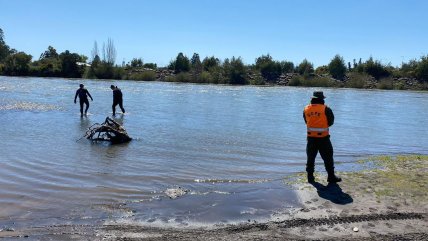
left=78, top=117, right=132, bottom=144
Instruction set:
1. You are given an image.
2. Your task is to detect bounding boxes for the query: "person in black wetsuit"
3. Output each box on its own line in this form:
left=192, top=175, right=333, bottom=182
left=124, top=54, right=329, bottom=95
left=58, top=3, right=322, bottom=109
left=74, top=84, right=93, bottom=117
left=110, top=85, right=125, bottom=116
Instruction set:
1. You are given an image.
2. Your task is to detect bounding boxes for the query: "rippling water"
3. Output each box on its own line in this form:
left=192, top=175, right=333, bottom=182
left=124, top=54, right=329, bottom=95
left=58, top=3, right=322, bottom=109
left=0, top=76, right=427, bottom=227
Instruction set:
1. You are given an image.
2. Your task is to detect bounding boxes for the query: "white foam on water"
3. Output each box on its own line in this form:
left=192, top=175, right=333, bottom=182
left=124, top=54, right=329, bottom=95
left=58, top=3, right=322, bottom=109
left=0, top=102, right=61, bottom=111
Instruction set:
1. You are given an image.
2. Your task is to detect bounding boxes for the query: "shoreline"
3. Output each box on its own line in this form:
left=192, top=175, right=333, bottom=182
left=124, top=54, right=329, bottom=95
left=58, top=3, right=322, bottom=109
left=1, top=74, right=428, bottom=91
left=1, top=155, right=427, bottom=240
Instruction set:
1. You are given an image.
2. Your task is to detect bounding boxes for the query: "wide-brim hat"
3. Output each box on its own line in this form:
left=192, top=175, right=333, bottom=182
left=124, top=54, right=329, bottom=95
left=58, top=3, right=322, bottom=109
left=312, top=91, right=326, bottom=99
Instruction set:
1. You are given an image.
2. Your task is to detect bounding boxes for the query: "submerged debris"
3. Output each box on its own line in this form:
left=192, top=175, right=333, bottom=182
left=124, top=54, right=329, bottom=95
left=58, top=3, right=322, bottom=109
left=165, top=187, right=189, bottom=199
left=82, top=117, right=132, bottom=144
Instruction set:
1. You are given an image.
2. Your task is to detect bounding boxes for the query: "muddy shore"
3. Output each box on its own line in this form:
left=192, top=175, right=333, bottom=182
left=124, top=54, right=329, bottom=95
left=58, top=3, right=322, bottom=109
left=1, top=155, right=427, bottom=240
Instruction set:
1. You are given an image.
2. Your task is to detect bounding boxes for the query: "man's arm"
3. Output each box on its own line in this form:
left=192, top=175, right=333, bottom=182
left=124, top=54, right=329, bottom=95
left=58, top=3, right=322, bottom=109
left=325, top=106, right=334, bottom=126
left=74, top=90, right=78, bottom=103
left=86, top=90, right=93, bottom=100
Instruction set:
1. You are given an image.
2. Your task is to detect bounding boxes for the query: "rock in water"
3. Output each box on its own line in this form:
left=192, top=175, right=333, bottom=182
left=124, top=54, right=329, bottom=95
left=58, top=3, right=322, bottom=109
left=165, top=187, right=188, bottom=199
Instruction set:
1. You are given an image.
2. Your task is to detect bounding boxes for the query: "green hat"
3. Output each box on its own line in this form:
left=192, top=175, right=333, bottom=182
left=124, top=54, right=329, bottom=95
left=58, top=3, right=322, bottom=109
left=312, top=91, right=326, bottom=99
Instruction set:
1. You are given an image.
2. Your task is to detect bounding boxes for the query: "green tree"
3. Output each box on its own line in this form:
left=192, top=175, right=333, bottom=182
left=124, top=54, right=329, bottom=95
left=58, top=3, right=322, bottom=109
left=400, top=59, right=418, bottom=78
left=143, top=63, right=157, bottom=69
left=415, top=55, right=428, bottom=82
left=280, top=61, right=294, bottom=73
left=190, top=53, right=203, bottom=82
left=226, top=57, right=247, bottom=85
left=297, top=59, right=314, bottom=75
left=59, top=50, right=84, bottom=78
left=202, top=56, right=220, bottom=71
left=4, top=52, right=32, bottom=75
left=328, top=54, right=347, bottom=80
left=315, top=65, right=329, bottom=75
left=255, top=54, right=282, bottom=82
left=32, top=46, right=61, bottom=77
left=130, top=58, right=143, bottom=67
left=0, top=28, right=11, bottom=63
left=364, top=57, right=390, bottom=80
left=39, top=46, right=59, bottom=60
left=174, top=52, right=190, bottom=73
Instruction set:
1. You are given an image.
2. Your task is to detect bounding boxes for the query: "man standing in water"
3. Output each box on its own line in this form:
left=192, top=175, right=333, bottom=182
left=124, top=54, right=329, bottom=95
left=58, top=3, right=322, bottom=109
left=74, top=84, right=93, bottom=117
left=110, top=85, right=125, bottom=116
left=303, top=91, right=341, bottom=184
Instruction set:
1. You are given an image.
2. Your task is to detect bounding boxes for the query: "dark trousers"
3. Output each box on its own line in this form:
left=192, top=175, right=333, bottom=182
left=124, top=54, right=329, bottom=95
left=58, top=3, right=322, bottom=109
left=306, top=136, right=335, bottom=175
left=79, top=99, right=89, bottom=115
left=112, top=99, right=125, bottom=115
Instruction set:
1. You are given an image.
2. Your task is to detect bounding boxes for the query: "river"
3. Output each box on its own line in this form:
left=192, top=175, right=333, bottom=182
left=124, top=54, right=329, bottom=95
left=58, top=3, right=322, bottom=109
left=0, top=76, right=427, bottom=228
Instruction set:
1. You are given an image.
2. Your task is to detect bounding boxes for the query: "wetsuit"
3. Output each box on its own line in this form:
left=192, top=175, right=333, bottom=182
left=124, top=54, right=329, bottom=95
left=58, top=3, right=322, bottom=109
left=112, top=87, right=125, bottom=115
left=74, top=88, right=93, bottom=116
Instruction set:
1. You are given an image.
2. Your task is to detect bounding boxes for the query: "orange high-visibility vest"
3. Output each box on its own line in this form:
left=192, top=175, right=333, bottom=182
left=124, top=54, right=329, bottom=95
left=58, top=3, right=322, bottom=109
left=304, top=104, right=329, bottom=137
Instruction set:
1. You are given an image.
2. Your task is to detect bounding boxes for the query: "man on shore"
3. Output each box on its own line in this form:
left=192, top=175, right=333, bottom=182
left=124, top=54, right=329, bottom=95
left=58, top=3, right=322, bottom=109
left=74, top=84, right=93, bottom=117
left=110, top=85, right=125, bottom=116
left=303, top=91, right=341, bottom=184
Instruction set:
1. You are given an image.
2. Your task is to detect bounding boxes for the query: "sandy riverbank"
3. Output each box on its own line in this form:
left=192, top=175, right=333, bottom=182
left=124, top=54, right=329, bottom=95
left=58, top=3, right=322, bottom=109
left=1, top=155, right=427, bottom=240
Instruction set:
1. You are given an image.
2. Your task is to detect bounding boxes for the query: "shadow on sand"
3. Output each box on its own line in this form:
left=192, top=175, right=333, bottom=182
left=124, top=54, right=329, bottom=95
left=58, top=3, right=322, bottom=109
left=310, top=182, right=353, bottom=205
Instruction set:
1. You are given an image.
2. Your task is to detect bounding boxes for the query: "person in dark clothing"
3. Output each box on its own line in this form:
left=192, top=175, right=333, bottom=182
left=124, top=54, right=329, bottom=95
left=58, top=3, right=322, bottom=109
left=110, top=85, right=125, bottom=116
left=74, top=84, right=93, bottom=117
left=303, top=91, right=341, bottom=184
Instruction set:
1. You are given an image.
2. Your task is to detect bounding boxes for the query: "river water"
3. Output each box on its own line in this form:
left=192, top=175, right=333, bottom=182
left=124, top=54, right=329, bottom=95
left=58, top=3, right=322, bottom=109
left=0, top=76, right=427, bottom=228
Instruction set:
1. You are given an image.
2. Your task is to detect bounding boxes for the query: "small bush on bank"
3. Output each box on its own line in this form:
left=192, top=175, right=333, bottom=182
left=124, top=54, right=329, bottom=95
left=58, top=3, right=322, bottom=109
left=346, top=72, right=371, bottom=88
left=289, top=75, right=303, bottom=86
left=129, top=71, right=156, bottom=81
left=249, top=76, right=265, bottom=85
left=199, top=71, right=213, bottom=83
left=175, top=72, right=191, bottom=82
left=302, top=76, right=335, bottom=87
left=377, top=77, right=394, bottom=90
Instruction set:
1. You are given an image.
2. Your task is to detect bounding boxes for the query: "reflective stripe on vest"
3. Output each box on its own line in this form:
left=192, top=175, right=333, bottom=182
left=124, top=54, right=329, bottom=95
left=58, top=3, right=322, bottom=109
left=304, top=104, right=329, bottom=138
left=307, top=127, right=329, bottom=132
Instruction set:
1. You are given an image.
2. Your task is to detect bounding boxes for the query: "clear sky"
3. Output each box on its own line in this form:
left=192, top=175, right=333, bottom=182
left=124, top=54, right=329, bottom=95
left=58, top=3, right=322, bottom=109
left=1, top=0, right=427, bottom=67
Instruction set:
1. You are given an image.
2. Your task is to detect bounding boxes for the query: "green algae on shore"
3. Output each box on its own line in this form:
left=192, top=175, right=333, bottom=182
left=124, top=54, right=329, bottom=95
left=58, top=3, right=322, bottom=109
left=285, top=155, right=428, bottom=202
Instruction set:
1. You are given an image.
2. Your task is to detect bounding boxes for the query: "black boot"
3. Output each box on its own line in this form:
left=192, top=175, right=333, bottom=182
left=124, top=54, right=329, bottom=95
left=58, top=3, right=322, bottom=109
left=307, top=173, right=315, bottom=183
left=327, top=174, right=342, bottom=183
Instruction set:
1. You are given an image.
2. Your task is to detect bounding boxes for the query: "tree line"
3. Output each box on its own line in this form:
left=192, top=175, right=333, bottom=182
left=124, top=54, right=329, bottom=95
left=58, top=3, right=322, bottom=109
left=1, top=28, right=427, bottom=90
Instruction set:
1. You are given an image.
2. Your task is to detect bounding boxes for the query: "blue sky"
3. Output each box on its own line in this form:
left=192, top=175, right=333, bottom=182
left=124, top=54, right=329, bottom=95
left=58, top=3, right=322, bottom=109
left=1, top=0, right=427, bottom=67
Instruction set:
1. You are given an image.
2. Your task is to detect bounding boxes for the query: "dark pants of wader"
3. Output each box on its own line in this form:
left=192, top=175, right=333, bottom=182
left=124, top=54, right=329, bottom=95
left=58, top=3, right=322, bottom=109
left=306, top=136, right=335, bottom=176
left=79, top=99, right=89, bottom=115
left=112, top=99, right=125, bottom=115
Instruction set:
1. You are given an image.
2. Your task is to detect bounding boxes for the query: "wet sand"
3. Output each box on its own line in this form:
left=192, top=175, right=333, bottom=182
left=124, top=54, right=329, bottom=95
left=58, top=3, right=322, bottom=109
left=1, top=155, right=427, bottom=240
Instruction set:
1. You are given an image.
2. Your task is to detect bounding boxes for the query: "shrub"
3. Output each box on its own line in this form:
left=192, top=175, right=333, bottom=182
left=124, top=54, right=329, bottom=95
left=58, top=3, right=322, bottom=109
left=249, top=76, right=265, bottom=85
left=377, top=77, right=394, bottom=90
left=315, top=65, right=329, bottom=75
left=175, top=72, right=191, bottom=82
left=199, top=71, right=213, bottom=83
left=129, top=71, right=157, bottom=81
left=346, top=72, right=371, bottom=88
left=208, top=66, right=226, bottom=84
left=302, top=76, right=335, bottom=87
left=289, top=75, right=303, bottom=86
